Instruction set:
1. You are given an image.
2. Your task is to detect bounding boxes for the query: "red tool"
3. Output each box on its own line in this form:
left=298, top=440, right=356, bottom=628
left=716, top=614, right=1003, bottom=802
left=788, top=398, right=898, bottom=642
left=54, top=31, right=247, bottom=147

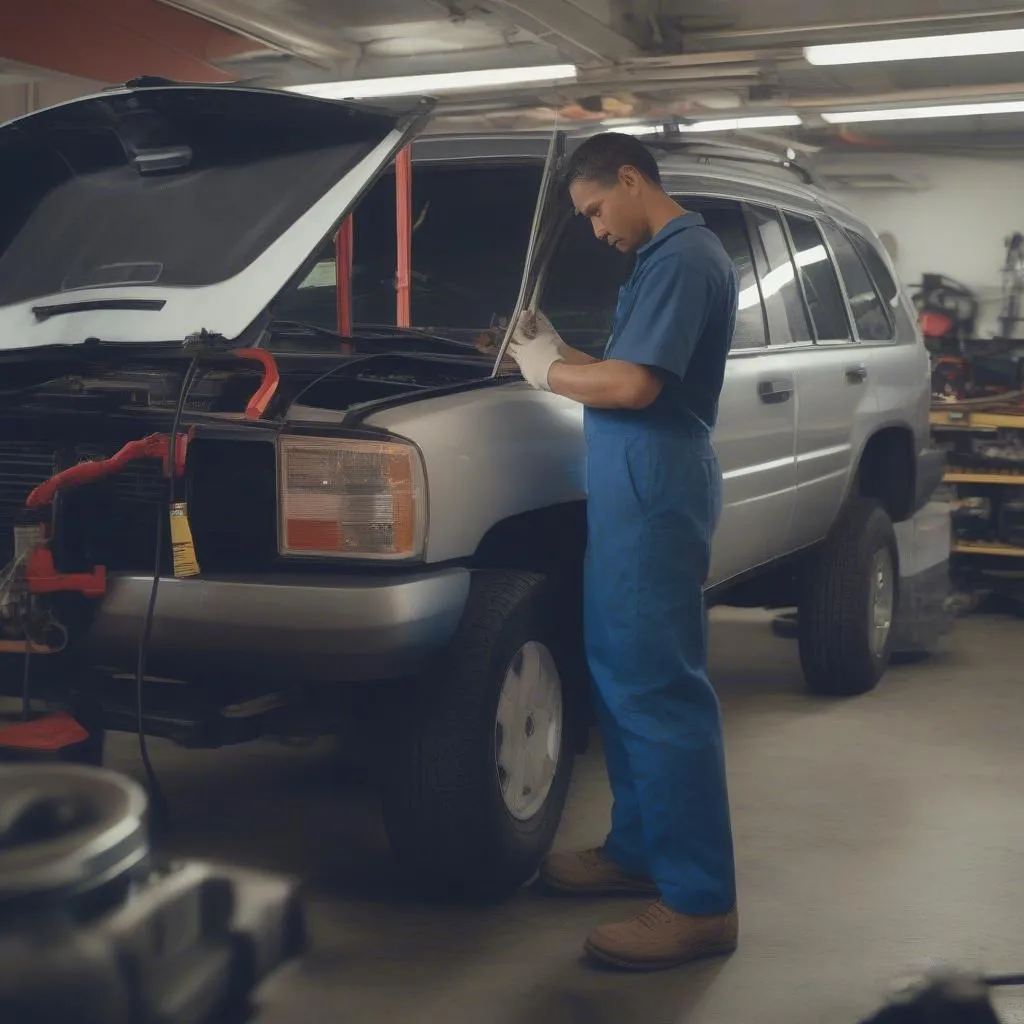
left=233, top=348, right=280, bottom=419
left=25, top=544, right=106, bottom=598
left=26, top=432, right=189, bottom=510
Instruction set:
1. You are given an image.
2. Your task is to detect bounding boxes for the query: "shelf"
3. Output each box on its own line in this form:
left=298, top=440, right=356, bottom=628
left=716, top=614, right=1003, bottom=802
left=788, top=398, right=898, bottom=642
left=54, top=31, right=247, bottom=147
left=931, top=408, right=1024, bottom=430
left=953, top=540, right=1024, bottom=558
left=944, top=471, right=1024, bottom=485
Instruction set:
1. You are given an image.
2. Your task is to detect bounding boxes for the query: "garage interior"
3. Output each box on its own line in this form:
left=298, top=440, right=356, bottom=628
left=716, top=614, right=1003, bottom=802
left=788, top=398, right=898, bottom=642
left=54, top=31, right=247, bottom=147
left=2, top=1, right=1024, bottom=1022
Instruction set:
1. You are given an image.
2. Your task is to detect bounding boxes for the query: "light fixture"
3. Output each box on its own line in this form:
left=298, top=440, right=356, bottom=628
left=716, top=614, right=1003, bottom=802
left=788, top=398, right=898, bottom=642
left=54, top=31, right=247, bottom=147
left=602, top=121, right=665, bottom=136
left=822, top=99, right=1024, bottom=124
left=286, top=64, right=578, bottom=100
left=678, top=114, right=802, bottom=133
left=805, top=27, right=1024, bottom=66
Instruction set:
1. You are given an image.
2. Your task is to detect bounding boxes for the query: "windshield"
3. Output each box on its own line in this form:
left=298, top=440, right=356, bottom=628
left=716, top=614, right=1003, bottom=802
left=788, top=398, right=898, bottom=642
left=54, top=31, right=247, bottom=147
left=0, top=88, right=400, bottom=309
left=271, top=160, right=634, bottom=357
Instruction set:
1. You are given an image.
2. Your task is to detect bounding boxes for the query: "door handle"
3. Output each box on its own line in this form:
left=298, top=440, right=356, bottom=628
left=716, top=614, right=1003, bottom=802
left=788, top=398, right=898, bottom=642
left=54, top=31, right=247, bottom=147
left=757, top=377, right=794, bottom=404
left=845, top=364, right=868, bottom=384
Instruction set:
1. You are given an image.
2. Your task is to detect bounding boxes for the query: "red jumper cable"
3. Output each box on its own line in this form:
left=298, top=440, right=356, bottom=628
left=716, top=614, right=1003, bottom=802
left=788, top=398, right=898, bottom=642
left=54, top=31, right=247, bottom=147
left=22, top=432, right=190, bottom=598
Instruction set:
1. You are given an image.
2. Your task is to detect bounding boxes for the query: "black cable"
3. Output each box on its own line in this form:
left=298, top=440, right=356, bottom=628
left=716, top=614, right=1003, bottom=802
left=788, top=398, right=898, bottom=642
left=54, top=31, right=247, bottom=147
left=135, top=355, right=200, bottom=838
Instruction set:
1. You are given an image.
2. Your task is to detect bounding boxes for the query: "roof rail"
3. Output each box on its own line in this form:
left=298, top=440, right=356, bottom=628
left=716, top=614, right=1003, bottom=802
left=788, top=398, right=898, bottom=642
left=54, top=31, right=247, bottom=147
left=645, top=134, right=819, bottom=188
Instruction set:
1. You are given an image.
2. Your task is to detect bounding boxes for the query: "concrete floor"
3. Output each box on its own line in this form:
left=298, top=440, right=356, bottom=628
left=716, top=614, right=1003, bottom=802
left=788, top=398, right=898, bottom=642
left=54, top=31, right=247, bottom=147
left=105, top=608, right=1024, bottom=1024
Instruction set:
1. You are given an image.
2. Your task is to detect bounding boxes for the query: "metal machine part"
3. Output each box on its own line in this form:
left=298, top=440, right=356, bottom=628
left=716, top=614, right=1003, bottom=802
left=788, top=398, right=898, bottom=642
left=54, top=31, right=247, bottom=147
left=0, top=764, right=304, bottom=1024
left=860, top=969, right=1020, bottom=1023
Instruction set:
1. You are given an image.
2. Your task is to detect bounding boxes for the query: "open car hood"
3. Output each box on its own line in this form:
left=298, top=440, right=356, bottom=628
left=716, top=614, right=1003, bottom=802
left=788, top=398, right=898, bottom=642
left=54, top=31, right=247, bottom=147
left=0, top=84, right=431, bottom=351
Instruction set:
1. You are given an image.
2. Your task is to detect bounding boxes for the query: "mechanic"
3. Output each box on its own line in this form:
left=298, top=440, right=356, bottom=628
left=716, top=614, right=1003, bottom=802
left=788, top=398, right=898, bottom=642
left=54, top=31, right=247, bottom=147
left=507, top=132, right=739, bottom=971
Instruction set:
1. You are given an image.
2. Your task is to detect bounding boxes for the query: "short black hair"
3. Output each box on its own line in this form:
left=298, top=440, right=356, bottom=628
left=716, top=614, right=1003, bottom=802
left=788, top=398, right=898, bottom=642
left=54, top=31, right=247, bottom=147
left=563, top=132, right=662, bottom=189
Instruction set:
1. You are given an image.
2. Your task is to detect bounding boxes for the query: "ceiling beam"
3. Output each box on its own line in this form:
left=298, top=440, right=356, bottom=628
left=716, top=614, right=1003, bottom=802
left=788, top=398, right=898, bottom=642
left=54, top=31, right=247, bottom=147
left=157, top=0, right=349, bottom=67
left=485, top=0, right=643, bottom=65
left=684, top=7, right=1024, bottom=51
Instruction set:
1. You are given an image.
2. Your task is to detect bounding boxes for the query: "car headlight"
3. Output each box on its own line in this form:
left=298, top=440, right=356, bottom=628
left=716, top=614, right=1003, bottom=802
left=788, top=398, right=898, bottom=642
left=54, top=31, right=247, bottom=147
left=278, top=436, right=427, bottom=560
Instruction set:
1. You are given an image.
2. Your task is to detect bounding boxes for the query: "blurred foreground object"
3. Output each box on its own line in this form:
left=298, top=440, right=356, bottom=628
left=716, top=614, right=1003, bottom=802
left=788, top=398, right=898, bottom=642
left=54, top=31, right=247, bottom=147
left=861, top=969, right=1020, bottom=1023
left=0, top=764, right=304, bottom=1024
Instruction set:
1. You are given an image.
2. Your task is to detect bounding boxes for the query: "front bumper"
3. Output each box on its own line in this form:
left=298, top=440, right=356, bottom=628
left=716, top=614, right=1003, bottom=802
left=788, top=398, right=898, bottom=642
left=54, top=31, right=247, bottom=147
left=79, top=569, right=471, bottom=683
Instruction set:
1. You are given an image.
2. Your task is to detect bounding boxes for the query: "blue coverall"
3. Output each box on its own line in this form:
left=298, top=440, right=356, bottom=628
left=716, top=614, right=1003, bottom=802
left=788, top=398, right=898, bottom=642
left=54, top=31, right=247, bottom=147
left=584, top=212, right=738, bottom=916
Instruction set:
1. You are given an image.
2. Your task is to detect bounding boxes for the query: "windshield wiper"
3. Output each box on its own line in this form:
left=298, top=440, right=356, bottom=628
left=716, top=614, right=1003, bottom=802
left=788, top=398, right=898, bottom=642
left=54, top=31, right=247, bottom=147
left=271, top=319, right=478, bottom=352
left=32, top=298, right=166, bottom=322
left=352, top=324, right=478, bottom=350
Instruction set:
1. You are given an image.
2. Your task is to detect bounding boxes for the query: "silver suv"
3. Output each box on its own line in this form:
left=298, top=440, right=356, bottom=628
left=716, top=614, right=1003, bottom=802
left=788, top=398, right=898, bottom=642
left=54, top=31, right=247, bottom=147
left=0, top=86, right=941, bottom=901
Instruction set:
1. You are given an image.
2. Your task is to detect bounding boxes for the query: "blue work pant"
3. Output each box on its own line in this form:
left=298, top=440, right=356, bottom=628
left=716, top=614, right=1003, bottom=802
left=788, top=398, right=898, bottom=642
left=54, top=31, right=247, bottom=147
left=583, top=413, right=736, bottom=915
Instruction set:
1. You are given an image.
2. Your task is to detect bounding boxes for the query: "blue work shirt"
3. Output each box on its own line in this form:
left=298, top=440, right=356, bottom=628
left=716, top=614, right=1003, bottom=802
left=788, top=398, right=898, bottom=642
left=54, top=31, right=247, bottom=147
left=602, top=212, right=738, bottom=432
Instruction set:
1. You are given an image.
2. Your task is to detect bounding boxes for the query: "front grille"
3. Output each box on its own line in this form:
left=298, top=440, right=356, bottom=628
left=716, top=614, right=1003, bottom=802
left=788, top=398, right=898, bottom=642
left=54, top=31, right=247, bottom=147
left=61, top=445, right=168, bottom=573
left=0, top=441, right=167, bottom=572
left=0, top=436, right=278, bottom=575
left=0, top=443, right=59, bottom=564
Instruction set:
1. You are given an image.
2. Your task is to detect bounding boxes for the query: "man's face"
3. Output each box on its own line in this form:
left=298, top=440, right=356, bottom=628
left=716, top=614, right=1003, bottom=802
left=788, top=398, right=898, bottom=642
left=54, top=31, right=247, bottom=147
left=568, top=166, right=648, bottom=253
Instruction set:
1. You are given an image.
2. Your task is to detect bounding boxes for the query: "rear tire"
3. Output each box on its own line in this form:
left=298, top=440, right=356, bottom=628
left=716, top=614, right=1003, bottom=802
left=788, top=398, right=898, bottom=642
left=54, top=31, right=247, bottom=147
left=381, top=570, right=574, bottom=902
left=798, top=499, right=899, bottom=697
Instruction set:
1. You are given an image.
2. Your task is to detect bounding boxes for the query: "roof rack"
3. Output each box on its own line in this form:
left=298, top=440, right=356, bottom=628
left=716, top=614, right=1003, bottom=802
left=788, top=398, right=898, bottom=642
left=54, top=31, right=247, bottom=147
left=645, top=134, right=819, bottom=187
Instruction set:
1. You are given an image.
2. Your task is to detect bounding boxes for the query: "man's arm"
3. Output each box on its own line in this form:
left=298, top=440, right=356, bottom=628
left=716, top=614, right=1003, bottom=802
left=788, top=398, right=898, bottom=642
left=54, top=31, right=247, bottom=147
left=548, top=358, right=662, bottom=409
left=557, top=345, right=600, bottom=366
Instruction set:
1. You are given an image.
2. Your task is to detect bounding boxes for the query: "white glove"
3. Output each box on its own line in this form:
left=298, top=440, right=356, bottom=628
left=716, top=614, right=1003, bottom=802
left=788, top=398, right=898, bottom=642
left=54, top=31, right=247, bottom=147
left=508, top=310, right=566, bottom=391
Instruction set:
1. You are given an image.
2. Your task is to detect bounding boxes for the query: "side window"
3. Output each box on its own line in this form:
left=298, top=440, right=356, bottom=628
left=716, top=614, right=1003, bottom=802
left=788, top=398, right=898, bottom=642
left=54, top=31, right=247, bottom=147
left=819, top=220, right=894, bottom=341
left=680, top=197, right=766, bottom=350
left=783, top=212, right=851, bottom=342
left=541, top=214, right=632, bottom=357
left=744, top=204, right=812, bottom=344
left=849, top=230, right=901, bottom=311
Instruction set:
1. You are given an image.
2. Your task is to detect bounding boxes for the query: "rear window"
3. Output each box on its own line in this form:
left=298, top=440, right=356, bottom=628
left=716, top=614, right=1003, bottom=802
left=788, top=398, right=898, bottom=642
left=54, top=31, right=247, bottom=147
left=0, top=89, right=398, bottom=307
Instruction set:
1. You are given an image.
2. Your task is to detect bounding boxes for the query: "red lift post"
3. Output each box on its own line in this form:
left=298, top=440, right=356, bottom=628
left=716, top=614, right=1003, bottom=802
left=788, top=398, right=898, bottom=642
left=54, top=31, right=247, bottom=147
left=335, top=215, right=353, bottom=342
left=395, top=146, right=413, bottom=328
left=333, top=148, right=413, bottom=341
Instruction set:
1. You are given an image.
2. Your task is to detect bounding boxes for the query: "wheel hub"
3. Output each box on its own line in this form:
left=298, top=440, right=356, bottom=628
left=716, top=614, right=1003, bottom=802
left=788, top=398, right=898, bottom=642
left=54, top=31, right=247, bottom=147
left=494, top=641, right=562, bottom=822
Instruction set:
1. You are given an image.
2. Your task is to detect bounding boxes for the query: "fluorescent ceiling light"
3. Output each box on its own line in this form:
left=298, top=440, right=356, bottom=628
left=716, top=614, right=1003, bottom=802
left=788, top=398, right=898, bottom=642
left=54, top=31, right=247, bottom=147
left=678, top=114, right=802, bottom=132
left=805, top=28, right=1024, bottom=66
left=287, top=64, right=577, bottom=100
left=603, top=122, right=665, bottom=136
left=822, top=99, right=1024, bottom=124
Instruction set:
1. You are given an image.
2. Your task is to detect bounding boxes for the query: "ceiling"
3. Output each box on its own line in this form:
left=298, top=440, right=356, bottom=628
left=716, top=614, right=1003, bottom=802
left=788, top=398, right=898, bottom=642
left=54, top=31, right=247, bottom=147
left=4, top=0, right=1024, bottom=155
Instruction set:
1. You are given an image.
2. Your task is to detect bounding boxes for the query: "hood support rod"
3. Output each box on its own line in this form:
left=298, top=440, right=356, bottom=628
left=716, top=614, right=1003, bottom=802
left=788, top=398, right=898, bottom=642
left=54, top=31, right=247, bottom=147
left=491, top=123, right=563, bottom=377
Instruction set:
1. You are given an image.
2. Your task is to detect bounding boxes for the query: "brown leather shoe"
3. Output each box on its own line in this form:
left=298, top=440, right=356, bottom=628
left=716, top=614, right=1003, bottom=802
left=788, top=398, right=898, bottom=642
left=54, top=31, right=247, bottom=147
left=584, top=901, right=738, bottom=971
left=539, top=848, right=659, bottom=897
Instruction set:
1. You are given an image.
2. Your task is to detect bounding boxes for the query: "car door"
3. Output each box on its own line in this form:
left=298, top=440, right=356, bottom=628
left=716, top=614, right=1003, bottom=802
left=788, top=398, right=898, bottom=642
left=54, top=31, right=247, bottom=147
left=778, top=208, right=878, bottom=547
left=676, top=196, right=798, bottom=584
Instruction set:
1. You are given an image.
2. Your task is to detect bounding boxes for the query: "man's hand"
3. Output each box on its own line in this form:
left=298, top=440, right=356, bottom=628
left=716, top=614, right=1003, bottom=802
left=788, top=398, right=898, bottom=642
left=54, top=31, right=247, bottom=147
left=508, top=310, right=564, bottom=390
left=509, top=332, right=562, bottom=390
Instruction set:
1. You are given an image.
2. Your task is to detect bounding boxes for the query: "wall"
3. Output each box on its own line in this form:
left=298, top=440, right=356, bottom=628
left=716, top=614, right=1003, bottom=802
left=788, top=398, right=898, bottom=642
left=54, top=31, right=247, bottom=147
left=816, top=152, right=1024, bottom=338
left=0, top=73, right=103, bottom=124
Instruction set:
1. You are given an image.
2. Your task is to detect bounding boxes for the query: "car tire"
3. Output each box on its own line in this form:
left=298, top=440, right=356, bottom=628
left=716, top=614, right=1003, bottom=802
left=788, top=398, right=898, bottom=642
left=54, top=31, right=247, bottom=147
left=798, top=499, right=899, bottom=697
left=381, top=570, right=574, bottom=902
